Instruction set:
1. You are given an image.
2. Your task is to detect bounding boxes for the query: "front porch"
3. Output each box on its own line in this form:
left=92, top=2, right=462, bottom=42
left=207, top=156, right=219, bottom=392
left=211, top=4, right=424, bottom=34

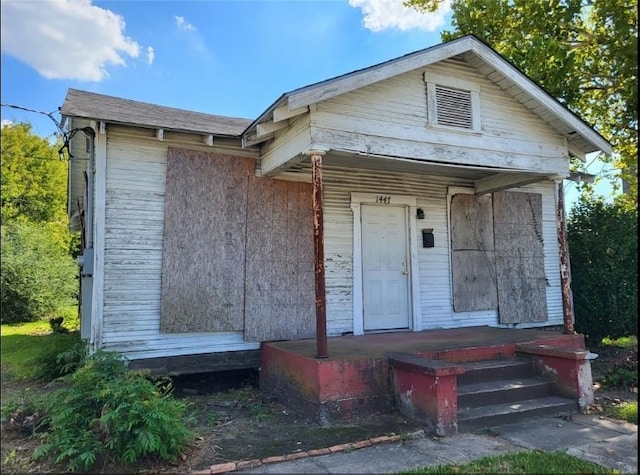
left=260, top=326, right=595, bottom=435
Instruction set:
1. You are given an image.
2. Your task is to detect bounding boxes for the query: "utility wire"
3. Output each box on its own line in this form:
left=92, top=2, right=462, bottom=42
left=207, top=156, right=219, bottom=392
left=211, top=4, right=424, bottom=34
left=1, top=102, right=93, bottom=160
left=1, top=103, right=64, bottom=135
left=1, top=151, right=88, bottom=162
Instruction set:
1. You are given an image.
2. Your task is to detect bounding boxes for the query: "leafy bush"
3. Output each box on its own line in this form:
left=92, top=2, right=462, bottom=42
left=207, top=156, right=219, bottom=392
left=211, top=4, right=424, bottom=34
left=34, top=351, right=194, bottom=472
left=32, top=333, right=87, bottom=382
left=568, top=198, right=637, bottom=345
left=1, top=221, right=78, bottom=323
left=602, top=364, right=638, bottom=390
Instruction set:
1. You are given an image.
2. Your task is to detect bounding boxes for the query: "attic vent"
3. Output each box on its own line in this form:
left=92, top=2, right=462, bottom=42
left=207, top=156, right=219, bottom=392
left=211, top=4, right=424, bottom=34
left=424, top=72, right=481, bottom=132
left=435, top=86, right=473, bottom=129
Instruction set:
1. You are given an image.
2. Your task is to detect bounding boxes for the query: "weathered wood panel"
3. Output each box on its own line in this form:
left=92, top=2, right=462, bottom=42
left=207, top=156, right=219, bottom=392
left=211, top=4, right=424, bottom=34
left=160, top=148, right=254, bottom=333
left=493, top=191, right=547, bottom=323
left=450, top=194, right=494, bottom=251
left=244, top=178, right=315, bottom=341
left=450, top=194, right=497, bottom=311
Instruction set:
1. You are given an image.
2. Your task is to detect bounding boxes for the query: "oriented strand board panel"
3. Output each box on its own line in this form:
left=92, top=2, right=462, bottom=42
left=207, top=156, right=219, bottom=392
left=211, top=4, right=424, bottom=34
left=450, top=194, right=497, bottom=311
left=160, top=148, right=254, bottom=333
left=244, top=178, right=315, bottom=342
left=493, top=191, right=547, bottom=324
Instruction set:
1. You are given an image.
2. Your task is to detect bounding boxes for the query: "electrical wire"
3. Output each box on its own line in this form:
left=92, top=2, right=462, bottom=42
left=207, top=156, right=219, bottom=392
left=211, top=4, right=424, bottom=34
left=1, top=102, right=94, bottom=160
left=1, top=151, right=88, bottom=162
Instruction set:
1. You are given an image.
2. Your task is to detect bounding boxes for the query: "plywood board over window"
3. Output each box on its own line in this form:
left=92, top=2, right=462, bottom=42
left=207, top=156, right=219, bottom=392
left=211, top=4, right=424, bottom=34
left=450, top=193, right=497, bottom=312
left=160, top=149, right=254, bottom=333
left=493, top=191, right=547, bottom=324
left=450, top=191, right=547, bottom=324
left=244, top=178, right=315, bottom=342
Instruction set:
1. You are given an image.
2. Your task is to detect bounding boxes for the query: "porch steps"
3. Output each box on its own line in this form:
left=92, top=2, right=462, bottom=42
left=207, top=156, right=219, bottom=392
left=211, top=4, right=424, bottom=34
left=457, top=358, right=577, bottom=432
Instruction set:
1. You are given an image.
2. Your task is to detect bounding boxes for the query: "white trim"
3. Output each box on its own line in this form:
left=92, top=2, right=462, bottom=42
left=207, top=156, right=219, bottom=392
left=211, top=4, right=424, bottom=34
left=91, top=126, right=107, bottom=352
left=350, top=192, right=420, bottom=335
left=408, top=203, right=422, bottom=332
left=423, top=71, right=478, bottom=92
left=350, top=201, right=363, bottom=335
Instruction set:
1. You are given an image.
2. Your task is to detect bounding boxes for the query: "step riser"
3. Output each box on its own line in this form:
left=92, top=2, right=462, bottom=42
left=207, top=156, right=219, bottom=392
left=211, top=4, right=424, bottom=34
left=458, top=402, right=577, bottom=432
left=458, top=382, right=556, bottom=409
left=455, top=359, right=576, bottom=431
left=458, top=362, right=536, bottom=385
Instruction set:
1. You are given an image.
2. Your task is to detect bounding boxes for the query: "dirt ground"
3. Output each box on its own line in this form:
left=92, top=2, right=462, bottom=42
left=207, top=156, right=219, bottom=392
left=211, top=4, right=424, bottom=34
left=1, top=345, right=637, bottom=474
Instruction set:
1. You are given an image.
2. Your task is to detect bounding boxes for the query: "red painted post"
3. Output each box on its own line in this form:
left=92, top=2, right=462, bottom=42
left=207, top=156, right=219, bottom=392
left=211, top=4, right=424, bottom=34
left=556, top=181, right=575, bottom=334
left=310, top=151, right=328, bottom=358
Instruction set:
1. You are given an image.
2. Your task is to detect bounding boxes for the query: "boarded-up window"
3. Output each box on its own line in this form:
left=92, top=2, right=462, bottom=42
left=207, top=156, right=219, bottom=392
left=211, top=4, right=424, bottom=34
left=450, top=191, right=547, bottom=324
left=450, top=194, right=497, bottom=312
left=160, top=148, right=315, bottom=341
left=160, top=149, right=253, bottom=333
left=244, top=178, right=315, bottom=341
left=493, top=191, right=547, bottom=324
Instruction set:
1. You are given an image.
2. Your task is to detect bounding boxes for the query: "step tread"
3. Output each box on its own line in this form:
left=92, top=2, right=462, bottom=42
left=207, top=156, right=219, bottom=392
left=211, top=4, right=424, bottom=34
left=458, top=376, right=554, bottom=395
left=460, top=359, right=532, bottom=371
left=458, top=396, right=576, bottom=420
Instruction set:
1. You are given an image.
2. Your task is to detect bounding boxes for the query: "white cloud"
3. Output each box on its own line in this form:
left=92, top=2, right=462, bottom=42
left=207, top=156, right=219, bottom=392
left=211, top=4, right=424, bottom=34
left=174, top=14, right=209, bottom=56
left=349, top=0, right=450, bottom=32
left=147, top=46, right=155, bottom=65
left=0, top=0, right=141, bottom=81
left=175, top=15, right=196, bottom=32
left=2, top=119, right=14, bottom=128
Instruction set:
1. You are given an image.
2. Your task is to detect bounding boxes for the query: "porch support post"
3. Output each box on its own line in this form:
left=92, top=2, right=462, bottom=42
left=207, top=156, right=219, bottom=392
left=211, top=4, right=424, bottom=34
left=307, top=149, right=329, bottom=358
left=555, top=180, right=574, bottom=334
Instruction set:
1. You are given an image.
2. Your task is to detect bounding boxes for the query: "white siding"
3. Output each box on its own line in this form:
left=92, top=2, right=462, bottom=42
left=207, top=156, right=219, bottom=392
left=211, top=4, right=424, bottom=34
left=316, top=167, right=563, bottom=336
left=101, top=131, right=259, bottom=360
left=312, top=59, right=568, bottom=174
left=100, top=132, right=563, bottom=360
left=67, top=118, right=91, bottom=232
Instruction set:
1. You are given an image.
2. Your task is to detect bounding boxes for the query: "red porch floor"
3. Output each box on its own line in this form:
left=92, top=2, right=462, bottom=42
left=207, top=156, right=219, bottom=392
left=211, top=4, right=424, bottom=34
left=260, top=326, right=588, bottom=426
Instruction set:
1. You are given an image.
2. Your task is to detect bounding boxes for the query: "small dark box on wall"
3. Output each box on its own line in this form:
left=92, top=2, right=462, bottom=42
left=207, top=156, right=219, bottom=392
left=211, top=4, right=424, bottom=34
left=422, top=229, right=434, bottom=248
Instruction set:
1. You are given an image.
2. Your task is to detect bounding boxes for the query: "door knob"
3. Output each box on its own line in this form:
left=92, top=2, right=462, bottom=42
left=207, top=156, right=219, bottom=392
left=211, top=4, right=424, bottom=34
left=401, top=261, right=408, bottom=275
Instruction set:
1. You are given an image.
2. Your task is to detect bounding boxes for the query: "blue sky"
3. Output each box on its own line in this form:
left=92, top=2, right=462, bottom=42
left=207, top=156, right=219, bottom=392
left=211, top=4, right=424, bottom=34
left=0, top=0, right=615, bottom=208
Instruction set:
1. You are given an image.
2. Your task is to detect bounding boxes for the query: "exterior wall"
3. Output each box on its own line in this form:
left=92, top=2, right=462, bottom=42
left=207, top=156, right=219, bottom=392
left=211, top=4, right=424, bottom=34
left=67, top=118, right=91, bottom=233
left=98, top=132, right=563, bottom=361
left=314, top=166, right=563, bottom=336
left=99, top=128, right=260, bottom=360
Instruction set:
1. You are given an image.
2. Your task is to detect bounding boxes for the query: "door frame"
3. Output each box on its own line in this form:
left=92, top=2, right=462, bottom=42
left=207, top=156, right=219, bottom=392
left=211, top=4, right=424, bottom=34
left=350, top=192, right=422, bottom=335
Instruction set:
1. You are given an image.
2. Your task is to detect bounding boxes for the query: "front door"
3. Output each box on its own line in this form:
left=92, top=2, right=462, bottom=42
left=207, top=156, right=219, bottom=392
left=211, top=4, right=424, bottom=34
left=361, top=204, right=410, bottom=331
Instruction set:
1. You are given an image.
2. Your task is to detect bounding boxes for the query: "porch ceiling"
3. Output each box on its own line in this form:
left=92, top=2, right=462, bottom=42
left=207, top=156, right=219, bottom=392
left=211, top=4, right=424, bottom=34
left=278, top=150, right=555, bottom=194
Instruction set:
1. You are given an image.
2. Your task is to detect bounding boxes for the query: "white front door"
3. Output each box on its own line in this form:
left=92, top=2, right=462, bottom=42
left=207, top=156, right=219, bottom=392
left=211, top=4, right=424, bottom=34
left=361, top=204, right=410, bottom=331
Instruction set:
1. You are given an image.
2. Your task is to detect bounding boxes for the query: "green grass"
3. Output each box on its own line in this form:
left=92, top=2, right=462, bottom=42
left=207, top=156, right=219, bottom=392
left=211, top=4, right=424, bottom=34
left=400, top=450, right=618, bottom=474
left=604, top=402, right=638, bottom=424
left=1, top=310, right=80, bottom=380
left=601, top=335, right=638, bottom=350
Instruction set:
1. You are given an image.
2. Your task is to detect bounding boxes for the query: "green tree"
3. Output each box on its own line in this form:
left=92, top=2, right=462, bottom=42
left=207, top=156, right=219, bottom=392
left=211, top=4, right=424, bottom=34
left=406, top=0, right=638, bottom=205
left=567, top=196, right=637, bottom=344
left=1, top=122, right=78, bottom=322
left=1, top=221, right=78, bottom=323
left=1, top=122, right=68, bottom=225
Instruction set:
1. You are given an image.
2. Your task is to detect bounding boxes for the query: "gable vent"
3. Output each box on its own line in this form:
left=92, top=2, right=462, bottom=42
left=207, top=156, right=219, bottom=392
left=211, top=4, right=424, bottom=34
left=435, top=85, right=473, bottom=129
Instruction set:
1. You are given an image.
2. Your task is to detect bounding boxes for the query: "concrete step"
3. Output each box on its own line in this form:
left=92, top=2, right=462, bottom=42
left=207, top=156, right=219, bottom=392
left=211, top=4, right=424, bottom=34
left=457, top=359, right=536, bottom=385
left=458, top=377, right=557, bottom=409
left=457, top=396, right=578, bottom=432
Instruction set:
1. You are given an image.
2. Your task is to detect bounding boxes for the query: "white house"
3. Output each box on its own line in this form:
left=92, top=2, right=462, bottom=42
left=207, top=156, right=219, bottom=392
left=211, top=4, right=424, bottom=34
left=61, top=35, right=611, bottom=374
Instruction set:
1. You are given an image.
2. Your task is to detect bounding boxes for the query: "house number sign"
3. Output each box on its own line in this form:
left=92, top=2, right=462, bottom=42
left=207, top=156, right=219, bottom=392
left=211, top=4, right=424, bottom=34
left=376, top=195, right=391, bottom=204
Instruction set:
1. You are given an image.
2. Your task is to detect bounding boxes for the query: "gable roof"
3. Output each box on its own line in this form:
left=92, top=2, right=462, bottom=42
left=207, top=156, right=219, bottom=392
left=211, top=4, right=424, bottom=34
left=244, top=35, right=612, bottom=159
left=60, top=88, right=252, bottom=137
